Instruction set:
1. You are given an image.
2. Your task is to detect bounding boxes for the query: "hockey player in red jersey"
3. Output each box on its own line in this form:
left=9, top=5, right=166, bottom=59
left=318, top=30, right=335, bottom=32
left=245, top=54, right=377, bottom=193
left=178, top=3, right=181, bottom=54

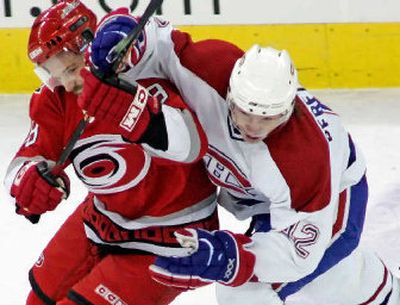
left=85, top=8, right=400, bottom=305
left=3, top=1, right=219, bottom=305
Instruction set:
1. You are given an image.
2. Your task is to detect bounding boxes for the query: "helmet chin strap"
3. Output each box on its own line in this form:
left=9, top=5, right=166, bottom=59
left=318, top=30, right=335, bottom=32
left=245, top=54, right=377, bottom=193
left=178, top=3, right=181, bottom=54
left=227, top=103, right=243, bottom=138
left=228, top=101, right=239, bottom=126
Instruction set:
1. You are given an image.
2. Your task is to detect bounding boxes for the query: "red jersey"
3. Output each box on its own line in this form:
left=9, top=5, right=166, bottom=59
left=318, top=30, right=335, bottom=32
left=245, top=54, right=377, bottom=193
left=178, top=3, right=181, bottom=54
left=5, top=78, right=218, bottom=255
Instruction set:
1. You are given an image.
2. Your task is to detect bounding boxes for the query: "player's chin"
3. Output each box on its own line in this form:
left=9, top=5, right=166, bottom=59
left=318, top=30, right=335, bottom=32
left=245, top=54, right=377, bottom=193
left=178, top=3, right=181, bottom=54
left=73, top=86, right=83, bottom=95
left=242, top=133, right=266, bottom=143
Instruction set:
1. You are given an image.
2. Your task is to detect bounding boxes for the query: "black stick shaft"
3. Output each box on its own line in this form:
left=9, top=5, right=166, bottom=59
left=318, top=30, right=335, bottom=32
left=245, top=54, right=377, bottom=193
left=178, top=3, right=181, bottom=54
left=55, top=0, right=164, bottom=169
left=110, top=0, right=164, bottom=73
left=56, top=117, right=89, bottom=166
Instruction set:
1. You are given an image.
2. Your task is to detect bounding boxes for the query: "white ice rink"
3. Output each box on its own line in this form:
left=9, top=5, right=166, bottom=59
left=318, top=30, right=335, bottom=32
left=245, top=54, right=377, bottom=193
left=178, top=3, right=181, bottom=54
left=1, top=89, right=400, bottom=304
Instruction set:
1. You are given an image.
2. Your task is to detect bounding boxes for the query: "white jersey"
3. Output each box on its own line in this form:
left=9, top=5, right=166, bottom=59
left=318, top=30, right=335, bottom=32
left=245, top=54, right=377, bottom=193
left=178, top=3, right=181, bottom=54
left=119, top=16, right=398, bottom=304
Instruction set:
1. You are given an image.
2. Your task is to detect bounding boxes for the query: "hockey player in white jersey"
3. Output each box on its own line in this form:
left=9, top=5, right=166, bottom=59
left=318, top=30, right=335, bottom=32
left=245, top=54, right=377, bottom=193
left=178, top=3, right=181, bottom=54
left=85, top=9, right=400, bottom=305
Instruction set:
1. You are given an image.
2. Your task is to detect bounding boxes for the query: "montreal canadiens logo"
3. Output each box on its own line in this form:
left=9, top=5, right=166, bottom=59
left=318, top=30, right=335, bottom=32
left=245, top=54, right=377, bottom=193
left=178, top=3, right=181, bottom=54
left=71, top=135, right=150, bottom=194
left=205, top=145, right=257, bottom=196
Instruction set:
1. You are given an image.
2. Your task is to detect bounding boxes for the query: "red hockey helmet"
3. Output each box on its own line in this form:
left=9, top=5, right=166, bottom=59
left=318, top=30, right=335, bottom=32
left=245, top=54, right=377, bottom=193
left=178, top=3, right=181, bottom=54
left=28, top=0, right=97, bottom=65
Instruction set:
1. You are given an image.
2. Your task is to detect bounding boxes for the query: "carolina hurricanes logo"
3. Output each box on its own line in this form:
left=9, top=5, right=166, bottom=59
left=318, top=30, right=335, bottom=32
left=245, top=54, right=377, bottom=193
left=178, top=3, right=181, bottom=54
left=71, top=135, right=151, bottom=194
left=205, top=145, right=256, bottom=196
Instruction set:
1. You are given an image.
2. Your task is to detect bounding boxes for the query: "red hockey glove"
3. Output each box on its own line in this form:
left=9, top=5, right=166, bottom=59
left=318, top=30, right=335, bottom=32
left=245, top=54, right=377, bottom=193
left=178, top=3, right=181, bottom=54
left=10, top=161, right=70, bottom=221
left=149, top=228, right=256, bottom=290
left=78, top=69, right=161, bottom=142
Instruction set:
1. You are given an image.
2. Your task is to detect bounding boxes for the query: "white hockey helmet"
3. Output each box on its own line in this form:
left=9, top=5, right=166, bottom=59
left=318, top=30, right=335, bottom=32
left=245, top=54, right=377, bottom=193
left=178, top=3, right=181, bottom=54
left=227, top=45, right=298, bottom=116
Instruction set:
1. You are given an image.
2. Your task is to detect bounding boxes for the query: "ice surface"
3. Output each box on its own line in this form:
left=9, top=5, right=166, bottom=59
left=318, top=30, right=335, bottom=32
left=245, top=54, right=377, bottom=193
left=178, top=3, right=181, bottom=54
left=1, top=89, right=399, bottom=304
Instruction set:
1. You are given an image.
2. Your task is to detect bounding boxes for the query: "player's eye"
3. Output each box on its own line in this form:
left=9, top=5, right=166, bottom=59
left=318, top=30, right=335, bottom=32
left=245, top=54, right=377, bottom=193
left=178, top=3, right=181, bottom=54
left=262, top=117, right=274, bottom=121
left=66, top=66, right=77, bottom=75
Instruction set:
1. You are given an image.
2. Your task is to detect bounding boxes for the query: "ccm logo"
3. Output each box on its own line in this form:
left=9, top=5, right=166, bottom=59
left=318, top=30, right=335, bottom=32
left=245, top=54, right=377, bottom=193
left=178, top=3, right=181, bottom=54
left=120, top=86, right=148, bottom=132
left=35, top=253, right=44, bottom=267
left=95, top=284, right=127, bottom=305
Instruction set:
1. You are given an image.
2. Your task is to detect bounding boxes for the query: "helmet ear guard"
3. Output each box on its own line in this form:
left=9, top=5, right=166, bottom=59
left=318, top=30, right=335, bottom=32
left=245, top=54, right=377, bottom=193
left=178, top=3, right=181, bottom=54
left=228, top=45, right=299, bottom=117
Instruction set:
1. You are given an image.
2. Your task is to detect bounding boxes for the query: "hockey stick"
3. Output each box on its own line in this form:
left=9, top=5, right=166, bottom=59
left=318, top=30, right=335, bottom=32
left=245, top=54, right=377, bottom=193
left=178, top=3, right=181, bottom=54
left=28, top=0, right=163, bottom=222
left=109, top=0, right=164, bottom=74
left=64, top=0, right=163, bottom=165
left=50, top=0, right=163, bottom=170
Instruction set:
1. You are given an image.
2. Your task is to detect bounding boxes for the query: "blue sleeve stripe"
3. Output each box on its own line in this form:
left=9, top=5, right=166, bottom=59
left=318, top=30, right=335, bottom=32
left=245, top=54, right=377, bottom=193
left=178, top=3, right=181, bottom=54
left=347, top=134, right=357, bottom=169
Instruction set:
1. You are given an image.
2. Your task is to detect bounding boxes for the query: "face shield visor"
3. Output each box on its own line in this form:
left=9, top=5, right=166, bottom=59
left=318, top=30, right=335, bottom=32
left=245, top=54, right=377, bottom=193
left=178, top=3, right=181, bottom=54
left=227, top=88, right=295, bottom=123
left=34, top=65, right=62, bottom=90
left=33, top=50, right=84, bottom=92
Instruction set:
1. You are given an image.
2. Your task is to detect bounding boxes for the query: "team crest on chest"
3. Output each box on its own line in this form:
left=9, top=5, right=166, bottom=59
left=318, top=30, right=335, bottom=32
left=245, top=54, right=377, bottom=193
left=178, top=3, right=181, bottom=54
left=70, top=134, right=150, bottom=194
left=205, top=145, right=256, bottom=196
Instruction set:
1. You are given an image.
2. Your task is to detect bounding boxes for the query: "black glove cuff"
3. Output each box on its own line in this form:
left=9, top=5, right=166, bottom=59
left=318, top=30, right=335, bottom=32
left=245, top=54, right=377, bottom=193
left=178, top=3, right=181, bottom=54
left=15, top=205, right=41, bottom=224
left=136, top=111, right=169, bottom=150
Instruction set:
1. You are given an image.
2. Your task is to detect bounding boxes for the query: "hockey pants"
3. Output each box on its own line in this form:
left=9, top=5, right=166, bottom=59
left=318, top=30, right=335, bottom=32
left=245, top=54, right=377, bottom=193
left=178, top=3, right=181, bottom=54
left=216, top=243, right=400, bottom=305
left=27, top=202, right=183, bottom=305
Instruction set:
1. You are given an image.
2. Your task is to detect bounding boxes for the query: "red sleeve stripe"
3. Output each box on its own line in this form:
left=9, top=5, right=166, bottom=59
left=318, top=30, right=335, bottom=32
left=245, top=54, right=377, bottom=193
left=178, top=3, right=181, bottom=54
left=359, top=266, right=391, bottom=305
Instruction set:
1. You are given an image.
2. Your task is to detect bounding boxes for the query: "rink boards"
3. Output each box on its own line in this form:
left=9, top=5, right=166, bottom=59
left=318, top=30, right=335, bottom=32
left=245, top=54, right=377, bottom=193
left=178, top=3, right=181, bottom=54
left=1, top=22, right=400, bottom=93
